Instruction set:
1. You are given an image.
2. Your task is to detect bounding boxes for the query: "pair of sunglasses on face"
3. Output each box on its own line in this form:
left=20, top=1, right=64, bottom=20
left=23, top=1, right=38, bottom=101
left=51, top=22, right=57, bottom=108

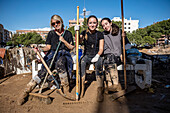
left=51, top=21, right=61, bottom=26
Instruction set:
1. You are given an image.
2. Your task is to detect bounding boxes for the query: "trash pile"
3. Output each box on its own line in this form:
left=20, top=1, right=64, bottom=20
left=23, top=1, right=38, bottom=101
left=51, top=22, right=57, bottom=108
left=0, top=47, right=36, bottom=77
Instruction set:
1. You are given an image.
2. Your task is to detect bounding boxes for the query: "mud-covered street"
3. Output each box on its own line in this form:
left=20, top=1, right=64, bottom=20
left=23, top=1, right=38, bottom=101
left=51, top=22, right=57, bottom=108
left=0, top=60, right=170, bottom=113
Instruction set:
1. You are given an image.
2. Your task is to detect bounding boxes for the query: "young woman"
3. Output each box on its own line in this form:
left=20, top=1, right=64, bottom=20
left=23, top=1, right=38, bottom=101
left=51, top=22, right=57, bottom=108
left=17, top=15, right=75, bottom=105
left=101, top=17, right=131, bottom=93
left=79, top=15, right=104, bottom=102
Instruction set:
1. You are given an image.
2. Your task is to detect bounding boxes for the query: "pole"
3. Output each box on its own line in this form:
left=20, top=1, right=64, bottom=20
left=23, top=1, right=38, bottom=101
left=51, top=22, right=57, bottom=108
left=76, top=6, right=79, bottom=101
left=121, top=0, right=127, bottom=89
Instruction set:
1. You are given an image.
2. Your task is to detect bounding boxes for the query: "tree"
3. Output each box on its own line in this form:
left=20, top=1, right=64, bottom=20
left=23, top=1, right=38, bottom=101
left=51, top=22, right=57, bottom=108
left=23, top=32, right=45, bottom=46
left=149, top=32, right=162, bottom=39
left=7, top=32, right=45, bottom=46
left=127, top=32, right=143, bottom=45
left=68, top=26, right=75, bottom=37
left=112, top=21, right=122, bottom=29
left=142, top=36, right=156, bottom=45
left=98, top=21, right=104, bottom=32
left=82, top=18, right=88, bottom=31
left=126, top=19, right=170, bottom=47
left=6, top=33, right=19, bottom=46
left=136, top=28, right=147, bottom=38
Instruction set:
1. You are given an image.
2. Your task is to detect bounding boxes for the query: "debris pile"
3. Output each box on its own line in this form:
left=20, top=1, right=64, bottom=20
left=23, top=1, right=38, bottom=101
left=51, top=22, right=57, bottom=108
left=0, top=47, right=36, bottom=77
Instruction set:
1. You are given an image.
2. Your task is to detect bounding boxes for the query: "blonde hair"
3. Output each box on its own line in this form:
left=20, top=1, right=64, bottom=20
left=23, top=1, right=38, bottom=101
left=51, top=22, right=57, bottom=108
left=50, top=15, right=64, bottom=29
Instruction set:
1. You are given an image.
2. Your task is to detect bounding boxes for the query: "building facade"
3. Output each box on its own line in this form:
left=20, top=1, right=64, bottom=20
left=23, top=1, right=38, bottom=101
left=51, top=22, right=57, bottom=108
left=69, top=18, right=101, bottom=28
left=0, top=24, right=12, bottom=47
left=112, top=17, right=139, bottom=33
left=69, top=17, right=139, bottom=33
left=16, top=30, right=49, bottom=40
left=157, top=35, right=170, bottom=45
left=0, top=24, right=4, bottom=46
left=69, top=18, right=84, bottom=28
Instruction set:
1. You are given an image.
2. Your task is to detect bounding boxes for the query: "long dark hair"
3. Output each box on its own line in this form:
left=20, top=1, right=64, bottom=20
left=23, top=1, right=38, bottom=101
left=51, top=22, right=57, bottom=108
left=85, top=15, right=98, bottom=40
left=101, top=17, right=119, bottom=36
left=87, top=15, right=98, bottom=26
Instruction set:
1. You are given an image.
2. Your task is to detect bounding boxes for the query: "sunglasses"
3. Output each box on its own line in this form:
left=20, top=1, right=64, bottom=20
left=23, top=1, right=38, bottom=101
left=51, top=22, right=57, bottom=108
left=51, top=21, right=61, bottom=26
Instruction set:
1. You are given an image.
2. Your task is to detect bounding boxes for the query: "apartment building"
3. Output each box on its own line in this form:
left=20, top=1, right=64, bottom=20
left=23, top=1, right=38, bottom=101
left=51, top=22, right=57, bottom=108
left=0, top=24, right=12, bottom=47
left=69, top=17, right=139, bottom=33
left=112, top=17, right=139, bottom=33
left=0, top=24, right=3, bottom=45
left=16, top=30, right=49, bottom=40
left=69, top=18, right=85, bottom=28
left=157, top=34, right=170, bottom=45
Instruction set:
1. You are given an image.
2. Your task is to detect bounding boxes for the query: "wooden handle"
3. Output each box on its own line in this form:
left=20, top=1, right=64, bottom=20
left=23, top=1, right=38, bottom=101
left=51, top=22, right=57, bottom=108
left=36, top=51, right=52, bottom=75
left=76, top=6, right=79, bottom=101
left=121, top=0, right=127, bottom=89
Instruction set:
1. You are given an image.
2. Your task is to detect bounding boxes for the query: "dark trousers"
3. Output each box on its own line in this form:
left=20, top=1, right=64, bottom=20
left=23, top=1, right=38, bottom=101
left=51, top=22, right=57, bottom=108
left=80, top=55, right=103, bottom=77
left=38, top=51, right=67, bottom=80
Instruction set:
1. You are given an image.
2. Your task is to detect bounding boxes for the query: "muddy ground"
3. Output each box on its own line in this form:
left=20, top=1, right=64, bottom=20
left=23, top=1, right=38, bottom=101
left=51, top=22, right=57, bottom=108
left=0, top=46, right=170, bottom=113
left=0, top=64, right=170, bottom=113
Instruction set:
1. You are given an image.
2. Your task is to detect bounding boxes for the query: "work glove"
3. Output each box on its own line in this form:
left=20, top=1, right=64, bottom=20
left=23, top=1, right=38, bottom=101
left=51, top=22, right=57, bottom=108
left=33, top=75, right=41, bottom=84
left=74, top=25, right=80, bottom=31
left=91, top=54, right=100, bottom=63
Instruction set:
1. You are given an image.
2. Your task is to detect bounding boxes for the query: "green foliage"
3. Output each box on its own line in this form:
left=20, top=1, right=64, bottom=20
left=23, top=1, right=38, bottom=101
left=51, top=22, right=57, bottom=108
left=82, top=18, right=88, bottom=31
left=7, top=32, right=45, bottom=46
left=127, top=32, right=143, bottom=45
left=149, top=32, right=162, bottom=39
left=112, top=21, right=122, bottom=29
left=126, top=32, right=134, bottom=43
left=128, top=19, right=170, bottom=46
left=142, top=36, right=156, bottom=45
left=135, top=29, right=147, bottom=38
left=98, top=21, right=104, bottom=32
left=68, top=26, right=75, bottom=37
left=6, top=41, right=13, bottom=46
left=6, top=33, right=19, bottom=46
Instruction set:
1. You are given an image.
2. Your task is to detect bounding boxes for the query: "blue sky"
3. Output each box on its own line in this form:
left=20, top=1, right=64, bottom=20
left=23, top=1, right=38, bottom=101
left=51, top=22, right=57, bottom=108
left=0, top=0, right=170, bottom=32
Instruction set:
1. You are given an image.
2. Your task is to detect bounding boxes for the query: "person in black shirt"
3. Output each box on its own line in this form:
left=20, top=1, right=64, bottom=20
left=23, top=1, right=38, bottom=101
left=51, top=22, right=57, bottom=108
left=18, top=15, right=74, bottom=105
left=79, top=15, right=104, bottom=102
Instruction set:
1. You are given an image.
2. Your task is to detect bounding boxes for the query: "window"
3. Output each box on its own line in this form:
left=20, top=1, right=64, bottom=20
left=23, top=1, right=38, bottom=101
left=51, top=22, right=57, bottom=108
left=128, top=27, right=130, bottom=29
left=125, top=27, right=126, bottom=29
left=128, top=23, right=130, bottom=25
left=125, top=23, right=126, bottom=25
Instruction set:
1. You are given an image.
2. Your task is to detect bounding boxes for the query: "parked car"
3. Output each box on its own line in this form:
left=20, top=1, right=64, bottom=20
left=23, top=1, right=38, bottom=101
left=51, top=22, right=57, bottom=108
left=131, top=43, right=137, bottom=48
left=144, top=44, right=153, bottom=49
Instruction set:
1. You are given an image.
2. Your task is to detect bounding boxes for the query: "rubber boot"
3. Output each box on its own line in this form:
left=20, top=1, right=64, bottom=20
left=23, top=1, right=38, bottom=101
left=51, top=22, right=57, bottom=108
left=109, top=64, right=118, bottom=85
left=80, top=76, right=85, bottom=98
left=17, top=80, right=37, bottom=105
left=105, top=70, right=112, bottom=94
left=96, top=76, right=104, bottom=102
left=107, top=64, right=122, bottom=92
left=59, top=72, right=75, bottom=99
